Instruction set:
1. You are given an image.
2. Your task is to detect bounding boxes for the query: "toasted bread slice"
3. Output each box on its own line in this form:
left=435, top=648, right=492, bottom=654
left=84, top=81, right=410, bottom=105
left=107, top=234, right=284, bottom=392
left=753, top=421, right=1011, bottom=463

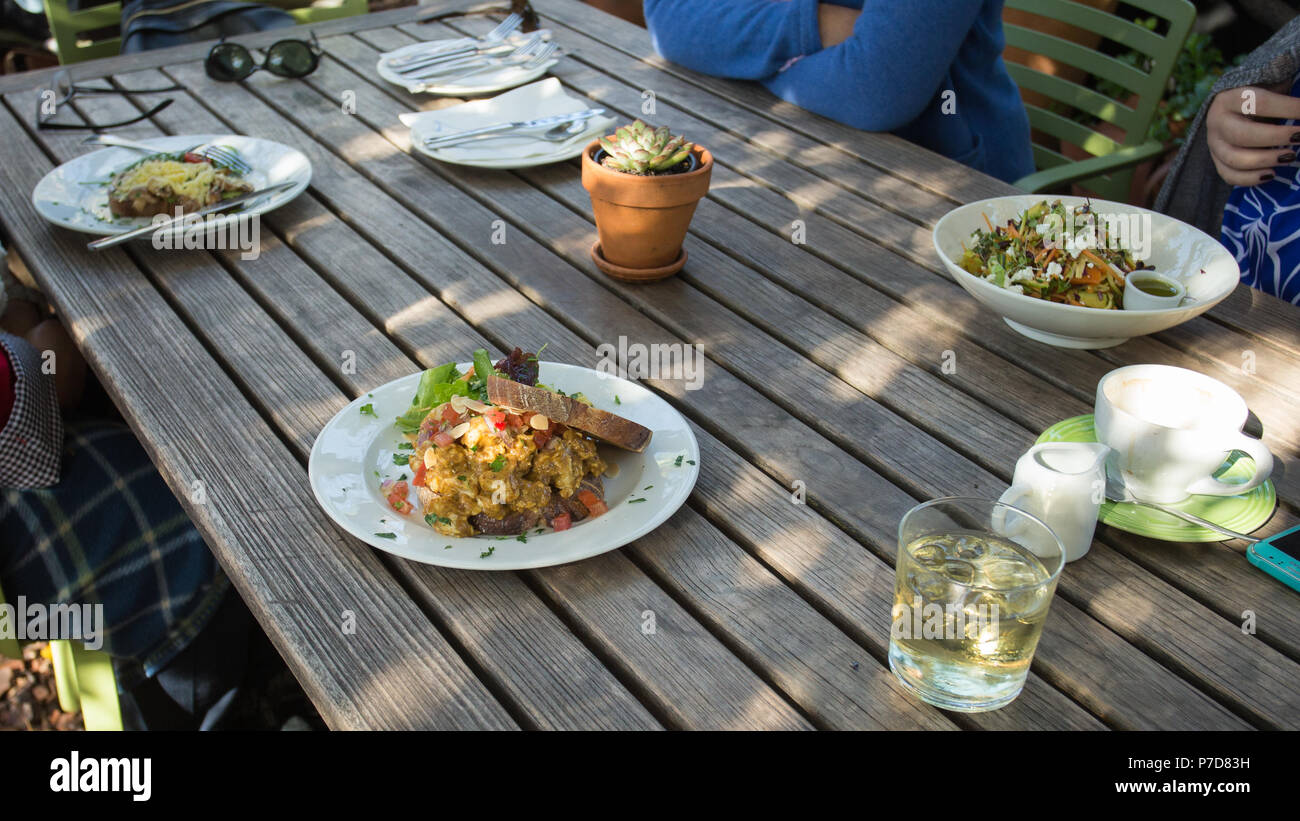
left=487, top=375, right=652, bottom=452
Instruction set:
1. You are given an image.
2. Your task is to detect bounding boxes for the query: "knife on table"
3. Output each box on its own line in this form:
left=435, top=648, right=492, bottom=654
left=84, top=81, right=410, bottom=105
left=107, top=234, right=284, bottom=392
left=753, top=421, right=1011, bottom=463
left=87, top=181, right=298, bottom=251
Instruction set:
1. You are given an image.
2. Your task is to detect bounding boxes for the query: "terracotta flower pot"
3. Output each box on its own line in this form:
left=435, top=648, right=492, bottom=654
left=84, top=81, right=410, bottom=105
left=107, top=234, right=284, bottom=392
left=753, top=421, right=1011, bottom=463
left=580, top=140, right=713, bottom=281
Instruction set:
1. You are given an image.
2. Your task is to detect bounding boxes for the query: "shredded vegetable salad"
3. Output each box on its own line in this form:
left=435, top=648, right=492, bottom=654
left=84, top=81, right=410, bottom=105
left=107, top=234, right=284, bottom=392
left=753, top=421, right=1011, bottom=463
left=959, top=200, right=1152, bottom=310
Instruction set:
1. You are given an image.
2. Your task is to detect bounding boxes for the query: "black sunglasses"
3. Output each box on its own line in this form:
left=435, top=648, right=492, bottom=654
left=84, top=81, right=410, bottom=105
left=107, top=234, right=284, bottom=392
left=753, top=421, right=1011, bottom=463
left=36, top=69, right=181, bottom=130
left=205, top=32, right=322, bottom=82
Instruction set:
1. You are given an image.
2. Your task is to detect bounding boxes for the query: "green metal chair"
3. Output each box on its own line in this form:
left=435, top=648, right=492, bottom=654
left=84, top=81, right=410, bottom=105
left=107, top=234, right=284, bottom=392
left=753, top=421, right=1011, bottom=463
left=1003, top=0, right=1196, bottom=200
left=42, top=0, right=369, bottom=65
left=0, top=578, right=122, bottom=730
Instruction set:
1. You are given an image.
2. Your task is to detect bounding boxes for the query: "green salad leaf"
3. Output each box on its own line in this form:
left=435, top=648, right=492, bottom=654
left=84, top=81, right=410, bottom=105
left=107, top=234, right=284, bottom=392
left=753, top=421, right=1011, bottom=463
left=394, top=362, right=472, bottom=434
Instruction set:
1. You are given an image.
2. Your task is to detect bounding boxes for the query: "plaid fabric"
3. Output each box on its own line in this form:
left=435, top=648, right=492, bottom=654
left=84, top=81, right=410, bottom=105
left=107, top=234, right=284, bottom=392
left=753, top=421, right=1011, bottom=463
left=0, top=333, right=62, bottom=487
left=1, top=418, right=227, bottom=691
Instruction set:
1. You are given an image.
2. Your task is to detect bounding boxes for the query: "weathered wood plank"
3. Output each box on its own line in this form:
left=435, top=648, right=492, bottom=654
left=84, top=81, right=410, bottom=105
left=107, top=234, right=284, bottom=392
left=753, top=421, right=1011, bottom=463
left=530, top=0, right=1300, bottom=362
left=386, top=20, right=1300, bottom=480
left=0, top=99, right=517, bottom=731
left=137, top=64, right=906, bottom=730
left=248, top=43, right=1257, bottom=729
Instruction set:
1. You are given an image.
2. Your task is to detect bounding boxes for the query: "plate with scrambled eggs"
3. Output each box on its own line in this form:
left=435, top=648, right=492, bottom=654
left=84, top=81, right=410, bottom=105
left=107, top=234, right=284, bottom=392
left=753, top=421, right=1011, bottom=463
left=31, top=133, right=311, bottom=236
left=308, top=352, right=700, bottom=570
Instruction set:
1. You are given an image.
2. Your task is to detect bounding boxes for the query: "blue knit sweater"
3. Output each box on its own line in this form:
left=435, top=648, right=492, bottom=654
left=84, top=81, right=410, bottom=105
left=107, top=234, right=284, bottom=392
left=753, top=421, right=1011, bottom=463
left=643, top=0, right=1034, bottom=184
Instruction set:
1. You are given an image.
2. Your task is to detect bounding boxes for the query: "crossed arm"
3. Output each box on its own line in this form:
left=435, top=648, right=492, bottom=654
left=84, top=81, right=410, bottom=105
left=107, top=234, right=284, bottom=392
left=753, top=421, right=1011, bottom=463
left=643, top=0, right=985, bottom=130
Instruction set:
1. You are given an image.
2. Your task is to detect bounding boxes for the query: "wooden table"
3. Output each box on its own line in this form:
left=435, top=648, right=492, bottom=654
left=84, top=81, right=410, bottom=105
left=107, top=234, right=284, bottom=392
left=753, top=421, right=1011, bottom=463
left=2, top=1, right=1299, bottom=731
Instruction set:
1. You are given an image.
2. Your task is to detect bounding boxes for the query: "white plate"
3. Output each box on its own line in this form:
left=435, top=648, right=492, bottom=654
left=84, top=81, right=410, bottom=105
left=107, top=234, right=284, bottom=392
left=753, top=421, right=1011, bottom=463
left=932, top=195, right=1239, bottom=348
left=308, top=362, right=700, bottom=570
left=404, top=78, right=614, bottom=170
left=376, top=35, right=560, bottom=97
left=31, top=134, right=312, bottom=237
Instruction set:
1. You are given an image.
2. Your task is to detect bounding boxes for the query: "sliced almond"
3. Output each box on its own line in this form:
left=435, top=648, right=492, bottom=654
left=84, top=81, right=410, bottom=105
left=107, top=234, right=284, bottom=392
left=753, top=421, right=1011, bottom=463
left=529, top=413, right=549, bottom=431
left=448, top=421, right=471, bottom=440
left=461, top=398, right=491, bottom=415
left=423, top=449, right=438, bottom=469
left=449, top=394, right=469, bottom=413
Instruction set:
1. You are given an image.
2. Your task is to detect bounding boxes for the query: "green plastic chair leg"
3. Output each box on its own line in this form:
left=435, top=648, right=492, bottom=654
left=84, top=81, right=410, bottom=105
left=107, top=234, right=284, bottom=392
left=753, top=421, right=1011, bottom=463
left=49, top=639, right=82, bottom=714
left=68, top=640, right=122, bottom=731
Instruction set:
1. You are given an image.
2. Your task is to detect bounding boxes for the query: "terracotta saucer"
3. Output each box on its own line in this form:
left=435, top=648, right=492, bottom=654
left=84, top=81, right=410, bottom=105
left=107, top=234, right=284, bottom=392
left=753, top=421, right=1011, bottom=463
left=590, top=242, right=686, bottom=282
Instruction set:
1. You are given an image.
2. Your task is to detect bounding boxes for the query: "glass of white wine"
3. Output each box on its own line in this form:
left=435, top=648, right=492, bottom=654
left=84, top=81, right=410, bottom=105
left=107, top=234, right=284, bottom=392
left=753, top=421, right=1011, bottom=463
left=889, top=497, right=1065, bottom=712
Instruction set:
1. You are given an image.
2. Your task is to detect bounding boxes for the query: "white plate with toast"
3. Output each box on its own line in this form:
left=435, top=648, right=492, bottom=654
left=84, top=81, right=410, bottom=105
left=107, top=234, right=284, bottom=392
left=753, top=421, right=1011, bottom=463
left=308, top=362, right=700, bottom=570
left=31, top=134, right=311, bottom=237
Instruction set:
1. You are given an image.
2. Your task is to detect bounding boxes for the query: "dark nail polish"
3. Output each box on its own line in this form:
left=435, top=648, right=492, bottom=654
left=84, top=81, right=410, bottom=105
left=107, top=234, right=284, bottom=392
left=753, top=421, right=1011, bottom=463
left=1281, top=152, right=1298, bottom=163
left=1290, top=131, right=1300, bottom=142
left=1261, top=172, right=1276, bottom=182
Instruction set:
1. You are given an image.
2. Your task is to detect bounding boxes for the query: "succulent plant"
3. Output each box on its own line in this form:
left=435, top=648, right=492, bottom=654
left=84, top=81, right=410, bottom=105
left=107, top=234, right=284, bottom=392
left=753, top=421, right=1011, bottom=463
left=598, top=120, right=693, bottom=175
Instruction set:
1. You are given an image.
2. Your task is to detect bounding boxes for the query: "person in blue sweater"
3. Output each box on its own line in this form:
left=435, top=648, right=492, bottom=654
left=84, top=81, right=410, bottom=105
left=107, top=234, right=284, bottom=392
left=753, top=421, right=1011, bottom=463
left=643, top=0, right=1034, bottom=184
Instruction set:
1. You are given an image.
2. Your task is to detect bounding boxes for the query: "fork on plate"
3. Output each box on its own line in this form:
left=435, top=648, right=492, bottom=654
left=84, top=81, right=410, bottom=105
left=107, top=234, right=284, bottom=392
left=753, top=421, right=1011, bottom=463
left=407, top=38, right=557, bottom=84
left=384, top=12, right=523, bottom=71
left=82, top=134, right=253, bottom=175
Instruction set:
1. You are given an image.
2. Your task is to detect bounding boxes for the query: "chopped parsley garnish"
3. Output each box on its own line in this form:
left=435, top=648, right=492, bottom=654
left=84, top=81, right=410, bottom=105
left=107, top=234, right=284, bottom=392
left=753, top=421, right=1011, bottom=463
left=470, top=444, right=479, bottom=451
left=374, top=532, right=396, bottom=539
left=393, top=453, right=409, bottom=465
left=687, top=460, right=696, bottom=465
left=480, top=546, right=495, bottom=558
left=398, top=442, right=414, bottom=450
left=516, top=534, right=527, bottom=543
left=673, top=455, right=683, bottom=467
left=360, top=403, right=377, bottom=418
left=644, top=485, right=653, bottom=490
left=458, top=475, right=467, bottom=482
left=425, top=513, right=451, bottom=527
left=489, top=455, right=507, bottom=471
left=444, top=544, right=453, bottom=550
left=629, top=498, right=647, bottom=503
left=614, top=395, right=621, bottom=405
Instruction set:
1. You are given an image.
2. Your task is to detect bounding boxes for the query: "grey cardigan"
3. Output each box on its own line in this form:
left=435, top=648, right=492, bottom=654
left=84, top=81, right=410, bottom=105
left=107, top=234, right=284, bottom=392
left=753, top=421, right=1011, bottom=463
left=1154, top=16, right=1300, bottom=236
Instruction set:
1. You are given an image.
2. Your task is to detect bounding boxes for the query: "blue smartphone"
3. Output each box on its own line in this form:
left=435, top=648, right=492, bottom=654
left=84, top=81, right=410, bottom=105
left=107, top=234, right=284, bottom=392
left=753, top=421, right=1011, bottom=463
left=1247, top=524, right=1300, bottom=593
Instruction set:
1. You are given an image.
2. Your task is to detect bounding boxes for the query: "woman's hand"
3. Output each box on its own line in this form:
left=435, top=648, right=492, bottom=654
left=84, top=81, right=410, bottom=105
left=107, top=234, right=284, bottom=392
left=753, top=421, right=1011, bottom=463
left=1206, top=84, right=1300, bottom=186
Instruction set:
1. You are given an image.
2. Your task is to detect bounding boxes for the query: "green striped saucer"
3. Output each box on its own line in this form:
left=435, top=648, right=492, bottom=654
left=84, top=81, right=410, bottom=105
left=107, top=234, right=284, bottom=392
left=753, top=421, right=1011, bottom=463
left=1036, top=415, right=1276, bottom=542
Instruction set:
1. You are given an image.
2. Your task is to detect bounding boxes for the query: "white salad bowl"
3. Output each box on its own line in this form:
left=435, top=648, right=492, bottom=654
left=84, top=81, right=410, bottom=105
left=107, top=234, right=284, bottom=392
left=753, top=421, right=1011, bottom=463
left=932, top=195, right=1240, bottom=349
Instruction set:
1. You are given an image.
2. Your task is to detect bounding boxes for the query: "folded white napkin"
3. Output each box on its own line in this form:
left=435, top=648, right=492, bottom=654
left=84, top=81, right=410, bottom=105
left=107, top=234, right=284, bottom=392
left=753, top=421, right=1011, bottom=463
left=379, top=30, right=559, bottom=95
left=401, top=78, right=616, bottom=163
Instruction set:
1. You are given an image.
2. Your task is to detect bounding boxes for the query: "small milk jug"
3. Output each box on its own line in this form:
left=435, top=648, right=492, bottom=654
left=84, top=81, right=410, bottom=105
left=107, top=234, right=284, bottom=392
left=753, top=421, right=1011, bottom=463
left=997, top=442, right=1110, bottom=562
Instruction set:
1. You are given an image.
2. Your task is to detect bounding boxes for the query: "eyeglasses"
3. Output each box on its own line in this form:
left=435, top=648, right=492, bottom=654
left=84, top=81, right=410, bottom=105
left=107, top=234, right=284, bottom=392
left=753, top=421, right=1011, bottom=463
left=205, top=32, right=322, bottom=82
left=35, top=69, right=182, bottom=131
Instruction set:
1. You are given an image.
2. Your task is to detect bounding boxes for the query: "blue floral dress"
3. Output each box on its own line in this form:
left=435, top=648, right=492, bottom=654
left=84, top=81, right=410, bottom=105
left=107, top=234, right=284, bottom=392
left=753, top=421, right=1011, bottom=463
left=1219, top=75, right=1300, bottom=305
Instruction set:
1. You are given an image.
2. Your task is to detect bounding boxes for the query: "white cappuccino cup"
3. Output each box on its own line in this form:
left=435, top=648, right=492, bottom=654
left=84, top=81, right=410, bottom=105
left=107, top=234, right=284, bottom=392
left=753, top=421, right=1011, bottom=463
left=1094, top=364, right=1273, bottom=504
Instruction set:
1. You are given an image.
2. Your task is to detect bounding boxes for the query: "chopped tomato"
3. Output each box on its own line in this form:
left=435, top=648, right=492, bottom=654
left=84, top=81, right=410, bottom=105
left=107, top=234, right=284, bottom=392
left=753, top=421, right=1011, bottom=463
left=440, top=405, right=461, bottom=425
left=576, top=489, right=609, bottom=518
left=413, top=463, right=427, bottom=488
left=485, top=408, right=506, bottom=428
left=182, top=152, right=205, bottom=164
left=506, top=412, right=526, bottom=430
left=551, top=512, right=572, bottom=531
left=432, top=431, right=454, bottom=447
left=384, top=480, right=411, bottom=514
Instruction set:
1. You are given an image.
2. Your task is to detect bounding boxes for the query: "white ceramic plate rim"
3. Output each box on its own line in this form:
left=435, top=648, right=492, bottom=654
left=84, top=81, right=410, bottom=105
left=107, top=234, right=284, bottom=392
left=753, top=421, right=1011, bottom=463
left=31, top=134, right=312, bottom=237
left=375, top=41, right=559, bottom=96
left=308, top=362, right=700, bottom=570
left=411, top=137, right=588, bottom=169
